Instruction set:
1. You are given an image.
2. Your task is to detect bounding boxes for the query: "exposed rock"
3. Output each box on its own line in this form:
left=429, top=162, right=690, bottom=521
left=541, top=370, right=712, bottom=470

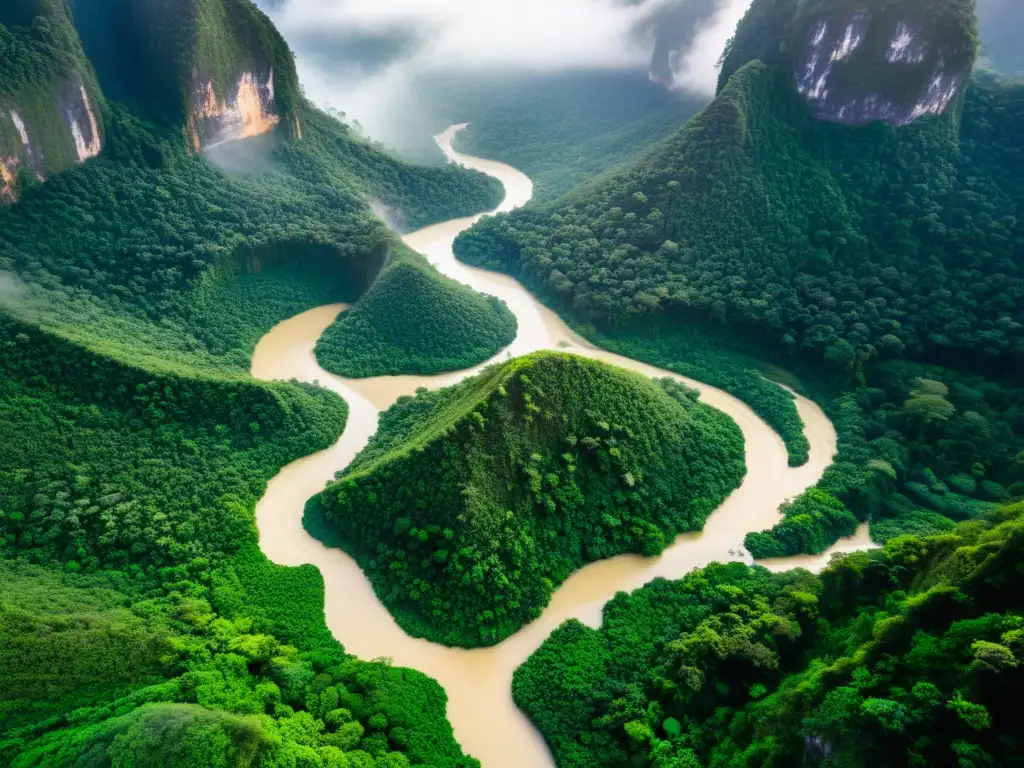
left=60, top=80, right=102, bottom=162
left=792, top=3, right=975, bottom=126
left=189, top=70, right=282, bottom=151
left=721, top=0, right=978, bottom=127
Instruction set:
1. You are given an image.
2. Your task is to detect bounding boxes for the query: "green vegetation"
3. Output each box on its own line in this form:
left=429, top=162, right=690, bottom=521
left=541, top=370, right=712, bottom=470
left=448, top=72, right=706, bottom=201
left=307, top=351, right=745, bottom=646
left=454, top=0, right=1022, bottom=562
left=516, top=500, right=1024, bottom=767
left=455, top=64, right=1023, bottom=372
left=0, top=0, right=105, bottom=199
left=315, top=245, right=516, bottom=378
left=585, top=323, right=809, bottom=466
left=745, top=360, right=1024, bottom=558
left=0, top=312, right=480, bottom=766
left=0, top=0, right=513, bottom=763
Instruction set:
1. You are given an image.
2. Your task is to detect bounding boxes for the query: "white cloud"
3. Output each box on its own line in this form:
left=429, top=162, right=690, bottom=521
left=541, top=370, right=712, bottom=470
left=670, top=0, right=752, bottom=94
left=260, top=0, right=752, bottom=138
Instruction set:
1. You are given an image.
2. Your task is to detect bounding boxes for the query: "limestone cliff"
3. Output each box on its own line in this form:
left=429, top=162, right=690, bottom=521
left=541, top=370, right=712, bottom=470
left=0, top=0, right=105, bottom=202
left=69, top=0, right=302, bottom=151
left=719, top=0, right=978, bottom=126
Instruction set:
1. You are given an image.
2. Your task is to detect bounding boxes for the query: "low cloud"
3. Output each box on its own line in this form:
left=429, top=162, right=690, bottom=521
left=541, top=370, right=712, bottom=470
left=670, top=0, right=753, bottom=94
left=259, top=0, right=753, bottom=140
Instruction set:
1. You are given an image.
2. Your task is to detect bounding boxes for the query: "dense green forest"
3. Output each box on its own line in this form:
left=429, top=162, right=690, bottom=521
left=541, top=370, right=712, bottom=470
left=315, top=245, right=516, bottom=378
left=307, top=352, right=745, bottom=646
left=516, top=500, right=1024, bottom=767
left=455, top=65, right=1023, bottom=371
left=447, top=72, right=706, bottom=202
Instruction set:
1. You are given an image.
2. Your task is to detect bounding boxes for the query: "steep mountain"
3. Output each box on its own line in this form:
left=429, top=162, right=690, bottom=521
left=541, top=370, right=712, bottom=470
left=306, top=352, right=745, bottom=646
left=457, top=0, right=1021, bottom=372
left=0, top=0, right=104, bottom=202
left=718, top=0, right=978, bottom=126
left=69, top=0, right=302, bottom=147
left=0, top=1, right=508, bottom=765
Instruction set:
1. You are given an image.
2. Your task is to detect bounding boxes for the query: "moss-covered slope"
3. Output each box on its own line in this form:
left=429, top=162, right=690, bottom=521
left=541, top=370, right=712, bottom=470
left=307, top=352, right=746, bottom=646
left=314, top=246, right=517, bottom=378
left=0, top=0, right=105, bottom=202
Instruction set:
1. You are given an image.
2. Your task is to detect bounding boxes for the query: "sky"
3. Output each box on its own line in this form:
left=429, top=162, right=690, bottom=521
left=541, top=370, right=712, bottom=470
left=259, top=0, right=753, bottom=138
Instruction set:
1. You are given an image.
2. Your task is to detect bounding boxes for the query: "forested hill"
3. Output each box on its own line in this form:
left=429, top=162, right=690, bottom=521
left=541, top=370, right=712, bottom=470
left=306, top=352, right=745, bottom=647
left=455, top=0, right=1023, bottom=377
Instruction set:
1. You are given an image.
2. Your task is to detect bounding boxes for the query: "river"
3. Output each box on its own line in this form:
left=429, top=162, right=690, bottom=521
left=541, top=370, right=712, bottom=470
left=252, top=124, right=875, bottom=768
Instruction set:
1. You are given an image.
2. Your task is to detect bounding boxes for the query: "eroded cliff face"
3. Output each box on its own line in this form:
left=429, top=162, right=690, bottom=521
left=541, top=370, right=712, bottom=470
left=793, top=1, right=977, bottom=126
left=188, top=69, right=286, bottom=151
left=720, top=0, right=978, bottom=127
left=1, top=76, right=103, bottom=202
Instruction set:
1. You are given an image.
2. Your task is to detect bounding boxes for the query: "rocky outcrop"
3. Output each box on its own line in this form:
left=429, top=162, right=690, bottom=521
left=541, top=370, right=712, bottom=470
left=69, top=0, right=302, bottom=153
left=793, top=2, right=976, bottom=125
left=0, top=2, right=105, bottom=203
left=720, top=0, right=978, bottom=127
left=189, top=70, right=282, bottom=151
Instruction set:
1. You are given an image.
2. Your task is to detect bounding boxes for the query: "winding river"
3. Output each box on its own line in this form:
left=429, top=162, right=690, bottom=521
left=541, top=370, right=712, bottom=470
left=252, top=125, right=875, bottom=768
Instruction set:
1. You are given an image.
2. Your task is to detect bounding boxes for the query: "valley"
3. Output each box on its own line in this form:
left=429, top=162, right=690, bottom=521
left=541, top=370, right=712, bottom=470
left=252, top=127, right=872, bottom=768
left=1, top=0, right=1021, bottom=765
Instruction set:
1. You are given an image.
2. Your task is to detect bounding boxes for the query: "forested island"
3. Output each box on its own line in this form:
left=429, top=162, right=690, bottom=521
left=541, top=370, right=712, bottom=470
left=455, top=0, right=1023, bottom=562
left=306, top=352, right=745, bottom=646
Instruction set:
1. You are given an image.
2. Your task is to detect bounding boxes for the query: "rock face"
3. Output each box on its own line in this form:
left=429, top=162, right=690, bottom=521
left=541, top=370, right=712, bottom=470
left=721, top=0, right=978, bottom=127
left=793, top=0, right=977, bottom=125
left=68, top=0, right=302, bottom=153
left=189, top=70, right=281, bottom=151
left=0, top=3, right=105, bottom=203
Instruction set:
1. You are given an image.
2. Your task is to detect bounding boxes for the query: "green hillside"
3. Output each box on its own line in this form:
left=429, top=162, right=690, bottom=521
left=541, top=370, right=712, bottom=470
left=306, top=352, right=745, bottom=646
left=315, top=245, right=516, bottom=378
left=516, top=500, right=1024, bottom=767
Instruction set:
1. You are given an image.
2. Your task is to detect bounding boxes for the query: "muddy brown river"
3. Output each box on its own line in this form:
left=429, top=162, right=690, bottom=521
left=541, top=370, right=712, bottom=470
left=252, top=124, right=874, bottom=768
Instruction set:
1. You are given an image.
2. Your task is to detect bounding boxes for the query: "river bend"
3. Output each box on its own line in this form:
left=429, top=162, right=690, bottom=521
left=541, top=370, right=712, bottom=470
left=252, top=124, right=874, bottom=768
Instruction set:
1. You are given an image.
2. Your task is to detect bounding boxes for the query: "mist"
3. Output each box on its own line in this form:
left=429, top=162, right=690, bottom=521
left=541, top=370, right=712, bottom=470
left=259, top=0, right=753, bottom=141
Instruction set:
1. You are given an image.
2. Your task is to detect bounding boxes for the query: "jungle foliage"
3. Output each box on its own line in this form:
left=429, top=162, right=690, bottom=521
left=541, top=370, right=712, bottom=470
left=0, top=1, right=511, bottom=764
left=315, top=245, right=516, bottom=379
left=516, top=500, right=1024, bottom=768
left=308, top=352, right=746, bottom=647
left=745, top=360, right=1024, bottom=558
left=454, top=65, right=1024, bottom=372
